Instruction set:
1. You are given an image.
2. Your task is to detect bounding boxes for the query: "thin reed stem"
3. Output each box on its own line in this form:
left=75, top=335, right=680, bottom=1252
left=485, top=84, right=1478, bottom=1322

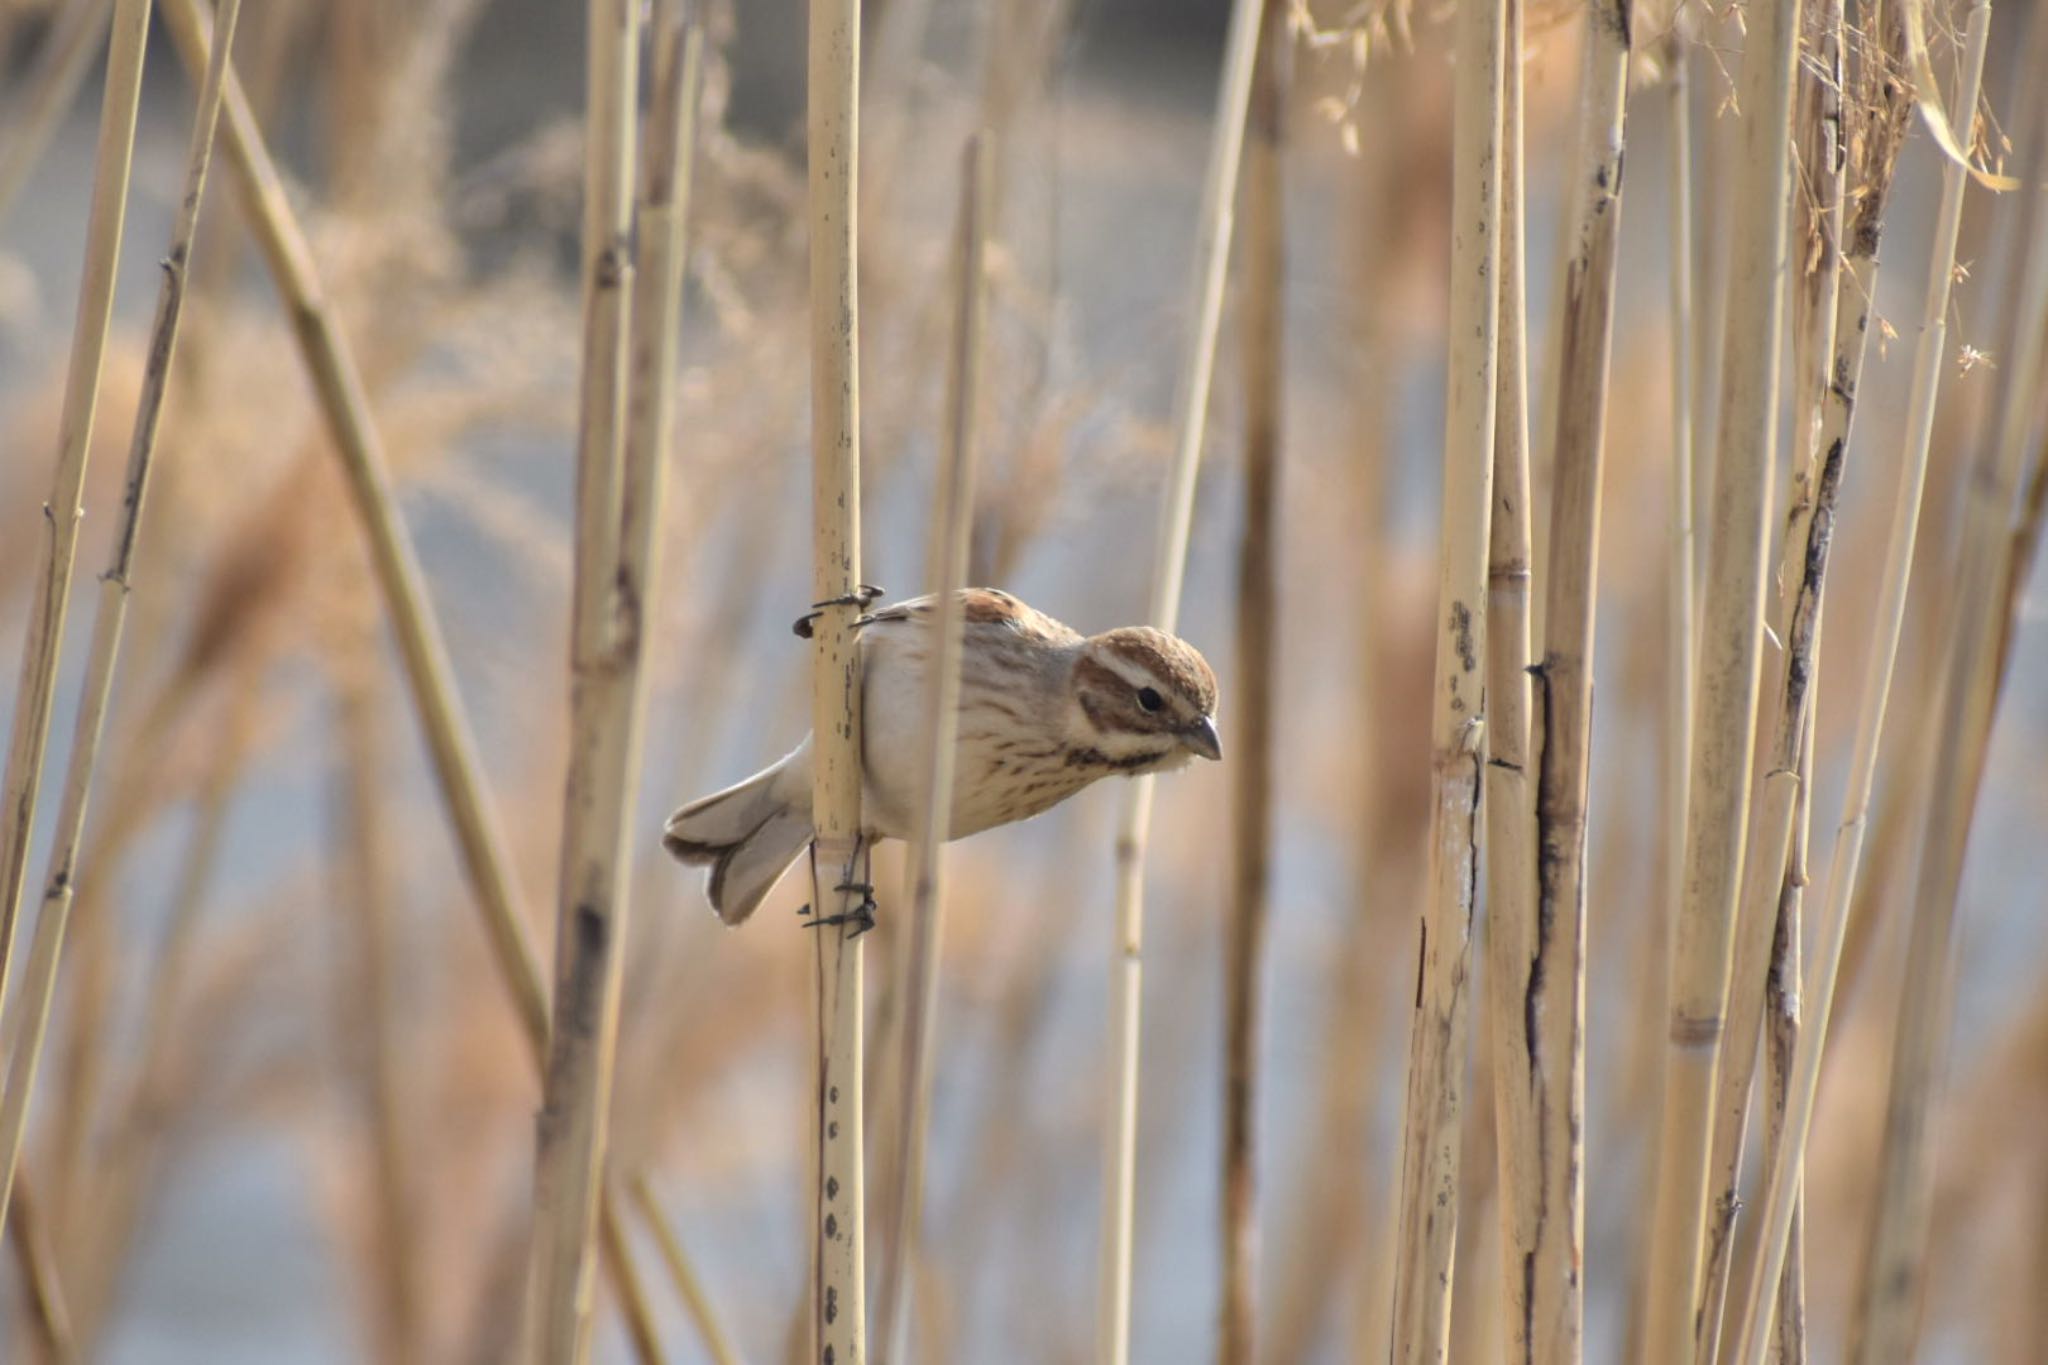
left=1730, top=4, right=1995, bottom=1359
left=150, top=3, right=668, bottom=1354
left=1388, top=0, right=1503, bottom=1357
left=1481, top=0, right=1537, bottom=1351
left=0, top=0, right=116, bottom=227
left=1850, top=3, right=2040, bottom=1355
left=155, top=0, right=551, bottom=1061
left=330, top=652, right=421, bottom=1365
left=805, top=2, right=870, bottom=1361
left=0, top=0, right=154, bottom=1074
left=1505, top=0, right=1631, bottom=1352
left=10, top=1180, right=74, bottom=1365
left=1694, top=0, right=1855, bottom=1343
left=875, top=132, right=989, bottom=1365
left=0, top=0, right=232, bottom=1236
left=1221, top=6, right=1287, bottom=1359
left=1638, top=0, right=1803, bottom=1348
left=1096, top=2, right=1264, bottom=1360
left=525, top=0, right=647, bottom=1354
left=633, top=1175, right=745, bottom=1365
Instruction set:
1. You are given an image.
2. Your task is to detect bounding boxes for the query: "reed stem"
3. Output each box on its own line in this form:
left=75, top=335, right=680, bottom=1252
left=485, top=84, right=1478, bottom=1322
left=524, top=0, right=646, bottom=1353
left=875, top=132, right=990, bottom=1365
left=1637, top=0, right=1803, bottom=1348
left=805, top=1, right=871, bottom=1360
left=1849, top=3, right=2038, bottom=1354
left=0, top=0, right=154, bottom=1081
left=1095, top=2, right=1264, bottom=1359
left=1221, top=6, right=1287, bottom=1359
left=1388, top=0, right=1502, bottom=1353
left=1729, top=4, right=1994, bottom=1359
left=0, top=0, right=232, bottom=1237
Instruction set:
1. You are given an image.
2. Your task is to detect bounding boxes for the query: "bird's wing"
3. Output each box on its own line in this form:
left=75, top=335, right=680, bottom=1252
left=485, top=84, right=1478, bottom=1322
left=856, top=588, right=1078, bottom=644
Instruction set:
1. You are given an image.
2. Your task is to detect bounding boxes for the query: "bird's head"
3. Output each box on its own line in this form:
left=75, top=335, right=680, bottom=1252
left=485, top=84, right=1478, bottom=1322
left=1068, top=627, right=1222, bottom=773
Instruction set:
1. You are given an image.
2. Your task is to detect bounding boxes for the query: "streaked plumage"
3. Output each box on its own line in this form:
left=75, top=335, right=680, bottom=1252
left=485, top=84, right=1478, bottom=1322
left=663, top=588, right=1221, bottom=924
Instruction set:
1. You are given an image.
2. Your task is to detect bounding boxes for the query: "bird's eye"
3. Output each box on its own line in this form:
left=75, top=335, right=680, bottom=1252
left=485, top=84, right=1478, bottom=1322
left=1137, top=686, right=1164, bottom=713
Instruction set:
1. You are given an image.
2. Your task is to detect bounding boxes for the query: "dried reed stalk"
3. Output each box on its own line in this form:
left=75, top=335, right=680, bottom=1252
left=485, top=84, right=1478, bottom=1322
left=1636, top=0, right=1802, bottom=1347
left=1501, top=0, right=1631, bottom=1351
left=1692, top=0, right=1858, bottom=1347
left=0, top=0, right=236, bottom=1235
left=1729, top=4, right=1995, bottom=1361
left=330, top=654, right=420, bottom=1365
left=805, top=1, right=871, bottom=1361
left=155, top=0, right=551, bottom=1060
left=1096, top=2, right=1264, bottom=1359
left=525, top=0, right=647, bottom=1353
left=1850, top=5, right=2040, bottom=1354
left=153, top=0, right=665, bottom=1352
left=1481, top=0, right=1537, bottom=1349
left=632, top=1175, right=744, bottom=1365
left=1387, top=0, right=1502, bottom=1356
left=1220, top=7, right=1287, bottom=1361
left=0, top=0, right=116, bottom=226
left=11, top=1180, right=74, bottom=1365
left=875, top=133, right=989, bottom=1365
left=1660, top=28, right=1697, bottom=1045
left=0, top=0, right=153, bottom=1065
left=73, top=710, right=245, bottom=1341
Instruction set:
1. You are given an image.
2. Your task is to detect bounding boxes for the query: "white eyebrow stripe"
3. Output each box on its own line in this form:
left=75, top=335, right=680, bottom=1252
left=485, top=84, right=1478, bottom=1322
left=1097, top=655, right=1161, bottom=691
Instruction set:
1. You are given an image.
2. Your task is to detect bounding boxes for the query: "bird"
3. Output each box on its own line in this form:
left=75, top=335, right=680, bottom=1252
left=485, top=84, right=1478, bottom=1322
left=662, top=588, right=1222, bottom=925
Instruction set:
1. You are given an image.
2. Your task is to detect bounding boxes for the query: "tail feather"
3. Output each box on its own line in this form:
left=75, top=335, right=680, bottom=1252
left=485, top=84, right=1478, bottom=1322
left=663, top=759, right=812, bottom=925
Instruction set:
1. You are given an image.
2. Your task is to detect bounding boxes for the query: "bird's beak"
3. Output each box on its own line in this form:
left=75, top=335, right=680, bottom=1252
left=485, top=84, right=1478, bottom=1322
left=1183, top=715, right=1223, bottom=761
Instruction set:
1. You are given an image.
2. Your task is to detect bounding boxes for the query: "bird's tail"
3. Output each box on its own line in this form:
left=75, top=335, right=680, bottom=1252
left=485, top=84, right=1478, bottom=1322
left=662, top=757, right=813, bottom=925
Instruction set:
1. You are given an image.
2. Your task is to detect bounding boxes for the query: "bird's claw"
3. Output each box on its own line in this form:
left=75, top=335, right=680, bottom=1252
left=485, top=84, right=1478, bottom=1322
left=801, top=884, right=878, bottom=938
left=792, top=585, right=885, bottom=639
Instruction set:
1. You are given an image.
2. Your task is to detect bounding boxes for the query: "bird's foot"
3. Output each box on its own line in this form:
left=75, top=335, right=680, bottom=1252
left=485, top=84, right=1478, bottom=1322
left=800, top=881, right=878, bottom=937
left=792, top=585, right=885, bottom=638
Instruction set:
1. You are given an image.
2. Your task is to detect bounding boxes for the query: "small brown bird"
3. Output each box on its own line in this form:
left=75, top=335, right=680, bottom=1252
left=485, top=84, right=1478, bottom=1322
left=663, top=588, right=1221, bottom=924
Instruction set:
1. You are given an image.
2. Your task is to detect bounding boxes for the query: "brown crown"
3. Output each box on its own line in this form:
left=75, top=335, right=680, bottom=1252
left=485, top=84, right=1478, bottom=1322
left=1091, top=627, right=1218, bottom=715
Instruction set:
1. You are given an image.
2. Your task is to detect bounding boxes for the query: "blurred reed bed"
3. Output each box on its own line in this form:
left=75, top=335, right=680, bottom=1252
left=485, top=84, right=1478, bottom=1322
left=0, top=0, right=2042, bottom=1362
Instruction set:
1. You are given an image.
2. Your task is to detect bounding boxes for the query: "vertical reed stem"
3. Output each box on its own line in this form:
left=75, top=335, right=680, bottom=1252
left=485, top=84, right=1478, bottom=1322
left=1638, top=0, right=1803, bottom=1348
left=806, top=1, right=870, bottom=1361
left=876, top=133, right=989, bottom=1365
left=0, top=0, right=117, bottom=227
left=1482, top=0, right=1537, bottom=1349
left=633, top=1175, right=745, bottom=1365
left=1694, top=0, right=1853, bottom=1346
left=1389, top=0, right=1502, bottom=1354
left=0, top=0, right=154, bottom=1066
left=1851, top=3, right=2035, bottom=1353
left=530, top=8, right=700, bottom=1363
left=1220, top=6, right=1287, bottom=1360
left=1510, top=0, right=1632, bottom=1353
left=1730, top=4, right=1994, bottom=1360
left=1096, top=3, right=1264, bottom=1360
left=0, top=0, right=234, bottom=1236
left=526, top=0, right=644, bottom=1354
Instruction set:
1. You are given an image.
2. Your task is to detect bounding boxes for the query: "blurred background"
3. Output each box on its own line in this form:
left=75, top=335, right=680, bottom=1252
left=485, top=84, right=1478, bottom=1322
left=0, top=0, right=2043, bottom=1361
